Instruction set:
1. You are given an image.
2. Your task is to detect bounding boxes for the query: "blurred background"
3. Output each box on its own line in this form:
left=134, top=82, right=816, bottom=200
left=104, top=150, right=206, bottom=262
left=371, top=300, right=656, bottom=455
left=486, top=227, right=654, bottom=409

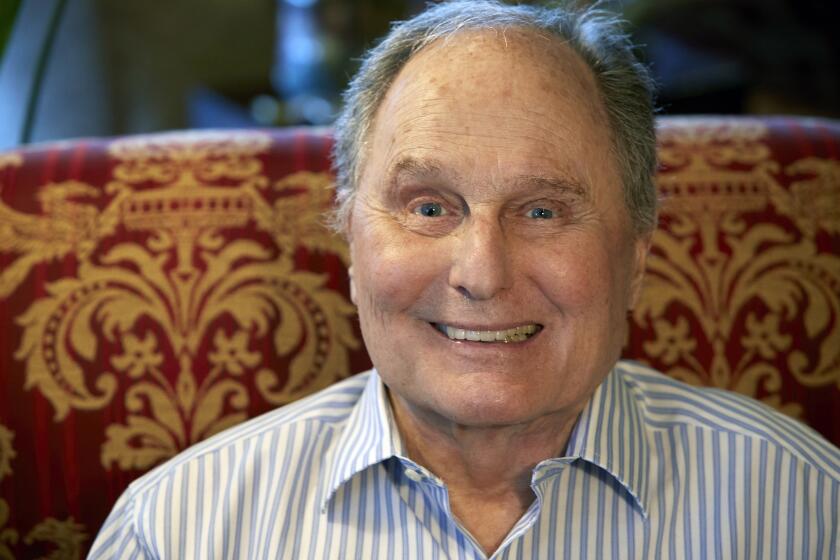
left=0, top=0, right=838, bottom=150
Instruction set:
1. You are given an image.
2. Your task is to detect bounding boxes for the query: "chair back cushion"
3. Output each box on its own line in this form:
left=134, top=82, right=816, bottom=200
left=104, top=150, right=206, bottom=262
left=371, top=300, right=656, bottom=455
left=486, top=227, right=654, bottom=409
left=0, top=117, right=838, bottom=557
left=0, top=129, right=371, bottom=557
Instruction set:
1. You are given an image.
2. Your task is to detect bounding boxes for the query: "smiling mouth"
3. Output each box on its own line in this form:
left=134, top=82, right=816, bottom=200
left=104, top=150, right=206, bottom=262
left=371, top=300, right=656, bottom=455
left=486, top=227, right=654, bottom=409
left=432, top=323, right=543, bottom=343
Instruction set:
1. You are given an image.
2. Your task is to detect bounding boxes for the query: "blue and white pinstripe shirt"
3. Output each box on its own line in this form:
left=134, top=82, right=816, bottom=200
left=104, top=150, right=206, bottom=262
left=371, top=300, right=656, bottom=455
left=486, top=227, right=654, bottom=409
left=89, top=361, right=840, bottom=559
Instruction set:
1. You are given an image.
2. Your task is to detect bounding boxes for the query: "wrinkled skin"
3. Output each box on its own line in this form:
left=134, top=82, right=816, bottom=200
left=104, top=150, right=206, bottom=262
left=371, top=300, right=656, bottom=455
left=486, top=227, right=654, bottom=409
left=348, top=30, right=649, bottom=434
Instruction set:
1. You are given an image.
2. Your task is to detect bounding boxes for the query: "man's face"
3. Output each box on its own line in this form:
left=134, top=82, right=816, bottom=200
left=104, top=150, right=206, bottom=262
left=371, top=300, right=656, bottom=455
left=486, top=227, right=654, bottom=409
left=348, top=31, right=649, bottom=428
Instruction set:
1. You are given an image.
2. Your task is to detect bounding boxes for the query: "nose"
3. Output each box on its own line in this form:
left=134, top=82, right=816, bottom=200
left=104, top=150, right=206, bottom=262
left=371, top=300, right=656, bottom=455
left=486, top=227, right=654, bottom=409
left=448, top=217, right=512, bottom=300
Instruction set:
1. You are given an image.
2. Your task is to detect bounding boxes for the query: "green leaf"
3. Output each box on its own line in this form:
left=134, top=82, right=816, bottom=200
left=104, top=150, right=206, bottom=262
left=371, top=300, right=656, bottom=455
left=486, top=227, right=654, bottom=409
left=0, top=0, right=22, bottom=64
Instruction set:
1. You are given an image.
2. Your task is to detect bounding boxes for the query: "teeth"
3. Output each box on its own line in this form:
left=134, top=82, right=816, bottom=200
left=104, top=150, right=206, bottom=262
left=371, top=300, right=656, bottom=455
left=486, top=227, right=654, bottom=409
left=436, top=323, right=540, bottom=343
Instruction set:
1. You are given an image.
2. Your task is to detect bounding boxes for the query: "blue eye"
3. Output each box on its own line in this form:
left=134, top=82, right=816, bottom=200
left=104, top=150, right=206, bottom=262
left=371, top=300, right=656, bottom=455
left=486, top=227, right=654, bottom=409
left=416, top=202, right=445, bottom=217
left=528, top=207, right=554, bottom=219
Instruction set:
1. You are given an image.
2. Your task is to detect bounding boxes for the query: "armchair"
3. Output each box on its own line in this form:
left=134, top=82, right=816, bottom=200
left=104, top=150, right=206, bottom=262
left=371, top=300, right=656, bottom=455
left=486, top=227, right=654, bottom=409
left=0, top=117, right=838, bottom=558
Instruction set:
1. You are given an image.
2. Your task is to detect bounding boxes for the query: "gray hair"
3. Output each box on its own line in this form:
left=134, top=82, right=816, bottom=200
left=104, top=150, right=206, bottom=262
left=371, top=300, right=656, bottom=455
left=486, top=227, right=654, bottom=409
left=331, top=0, right=658, bottom=235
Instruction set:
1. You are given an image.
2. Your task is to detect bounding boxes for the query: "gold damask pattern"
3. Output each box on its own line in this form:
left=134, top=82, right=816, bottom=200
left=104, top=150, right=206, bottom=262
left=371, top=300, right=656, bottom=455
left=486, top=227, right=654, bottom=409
left=0, top=153, right=21, bottom=170
left=1, top=131, right=358, bottom=471
left=785, top=158, right=840, bottom=235
left=0, top=426, right=12, bottom=483
left=0, top=422, right=86, bottom=560
left=24, top=518, right=86, bottom=560
left=0, top=502, right=14, bottom=560
left=635, top=118, right=840, bottom=416
left=0, top=425, right=16, bottom=560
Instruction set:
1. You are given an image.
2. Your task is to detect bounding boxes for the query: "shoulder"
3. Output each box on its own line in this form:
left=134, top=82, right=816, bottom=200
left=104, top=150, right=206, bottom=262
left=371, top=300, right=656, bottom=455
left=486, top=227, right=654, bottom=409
left=125, top=370, right=373, bottom=499
left=89, top=372, right=376, bottom=556
left=616, top=360, right=840, bottom=481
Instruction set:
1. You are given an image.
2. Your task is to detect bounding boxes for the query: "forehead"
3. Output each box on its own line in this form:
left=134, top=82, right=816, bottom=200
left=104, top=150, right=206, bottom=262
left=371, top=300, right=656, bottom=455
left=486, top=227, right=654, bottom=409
left=362, top=28, right=617, bottom=189
left=399, top=29, right=603, bottom=111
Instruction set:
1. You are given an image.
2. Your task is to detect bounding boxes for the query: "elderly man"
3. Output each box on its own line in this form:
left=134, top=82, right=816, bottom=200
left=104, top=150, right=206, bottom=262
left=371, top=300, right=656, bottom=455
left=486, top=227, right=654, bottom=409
left=89, top=1, right=840, bottom=558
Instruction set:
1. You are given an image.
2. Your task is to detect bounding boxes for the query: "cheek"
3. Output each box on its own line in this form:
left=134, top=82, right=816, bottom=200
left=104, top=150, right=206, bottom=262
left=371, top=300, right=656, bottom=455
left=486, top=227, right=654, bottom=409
left=350, top=223, right=447, bottom=316
left=532, top=237, right=628, bottom=314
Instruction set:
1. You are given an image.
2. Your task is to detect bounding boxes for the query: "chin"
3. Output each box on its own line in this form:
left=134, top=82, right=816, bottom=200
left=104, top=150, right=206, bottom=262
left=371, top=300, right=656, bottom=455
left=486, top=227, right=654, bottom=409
left=432, top=390, right=540, bottom=428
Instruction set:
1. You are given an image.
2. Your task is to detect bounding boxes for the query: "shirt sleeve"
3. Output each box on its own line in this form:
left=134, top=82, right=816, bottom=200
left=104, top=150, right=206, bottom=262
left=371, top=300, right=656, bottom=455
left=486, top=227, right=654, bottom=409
left=87, top=490, right=151, bottom=560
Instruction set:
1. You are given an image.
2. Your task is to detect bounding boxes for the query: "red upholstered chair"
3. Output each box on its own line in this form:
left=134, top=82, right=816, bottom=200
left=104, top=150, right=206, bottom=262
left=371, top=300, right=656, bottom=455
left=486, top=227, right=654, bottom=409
left=626, top=117, right=840, bottom=436
left=0, top=129, right=371, bottom=558
left=0, top=117, right=838, bottom=557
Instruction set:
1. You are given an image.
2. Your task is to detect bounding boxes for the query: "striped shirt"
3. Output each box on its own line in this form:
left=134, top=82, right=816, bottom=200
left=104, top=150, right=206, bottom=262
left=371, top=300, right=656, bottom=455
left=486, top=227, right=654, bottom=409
left=88, top=361, right=840, bottom=559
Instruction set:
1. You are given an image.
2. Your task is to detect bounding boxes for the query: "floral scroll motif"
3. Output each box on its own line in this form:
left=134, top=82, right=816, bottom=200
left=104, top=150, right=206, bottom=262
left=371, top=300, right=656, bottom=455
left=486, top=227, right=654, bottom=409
left=0, top=426, right=13, bottom=482
left=634, top=119, right=840, bottom=417
left=0, top=181, right=116, bottom=301
left=0, top=425, right=17, bottom=560
left=24, top=517, right=87, bottom=560
left=2, top=132, right=359, bottom=471
left=742, top=313, right=792, bottom=360
left=785, top=158, right=840, bottom=235
left=0, top=423, right=88, bottom=560
left=0, top=153, right=22, bottom=171
left=209, top=330, right=261, bottom=375
left=644, top=317, right=696, bottom=365
left=107, top=130, right=272, bottom=187
left=0, top=500, right=15, bottom=560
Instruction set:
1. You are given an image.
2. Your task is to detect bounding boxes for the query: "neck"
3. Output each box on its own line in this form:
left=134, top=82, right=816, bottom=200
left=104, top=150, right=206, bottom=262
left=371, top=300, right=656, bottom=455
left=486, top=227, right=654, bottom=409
left=392, top=396, right=579, bottom=486
left=388, top=392, right=583, bottom=555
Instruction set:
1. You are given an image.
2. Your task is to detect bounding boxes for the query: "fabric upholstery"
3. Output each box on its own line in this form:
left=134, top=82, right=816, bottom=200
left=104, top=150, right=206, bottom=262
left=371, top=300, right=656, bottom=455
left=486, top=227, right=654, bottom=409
left=626, top=117, right=840, bottom=438
left=0, top=117, right=837, bottom=557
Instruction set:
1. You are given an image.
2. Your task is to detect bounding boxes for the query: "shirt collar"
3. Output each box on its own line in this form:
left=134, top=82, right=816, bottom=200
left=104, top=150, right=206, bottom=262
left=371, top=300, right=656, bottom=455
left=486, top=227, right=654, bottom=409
left=319, top=369, right=404, bottom=512
left=319, top=364, right=651, bottom=517
left=562, top=364, right=652, bottom=517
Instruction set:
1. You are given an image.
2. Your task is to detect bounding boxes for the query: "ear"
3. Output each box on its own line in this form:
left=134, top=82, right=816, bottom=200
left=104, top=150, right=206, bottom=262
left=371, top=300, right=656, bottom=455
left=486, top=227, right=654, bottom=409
left=628, top=232, right=652, bottom=310
left=343, top=204, right=357, bottom=306
left=348, top=265, right=357, bottom=306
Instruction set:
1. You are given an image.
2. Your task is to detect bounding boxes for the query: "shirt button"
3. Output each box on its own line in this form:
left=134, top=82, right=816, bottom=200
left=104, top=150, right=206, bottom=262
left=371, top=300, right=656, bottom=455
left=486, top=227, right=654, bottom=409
left=404, top=468, right=424, bottom=482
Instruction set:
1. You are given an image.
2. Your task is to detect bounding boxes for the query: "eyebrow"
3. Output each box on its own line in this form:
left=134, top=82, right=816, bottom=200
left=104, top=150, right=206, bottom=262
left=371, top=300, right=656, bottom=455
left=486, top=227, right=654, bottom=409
left=386, top=156, right=589, bottom=199
left=512, top=175, right=589, bottom=199
left=388, top=157, right=451, bottom=186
